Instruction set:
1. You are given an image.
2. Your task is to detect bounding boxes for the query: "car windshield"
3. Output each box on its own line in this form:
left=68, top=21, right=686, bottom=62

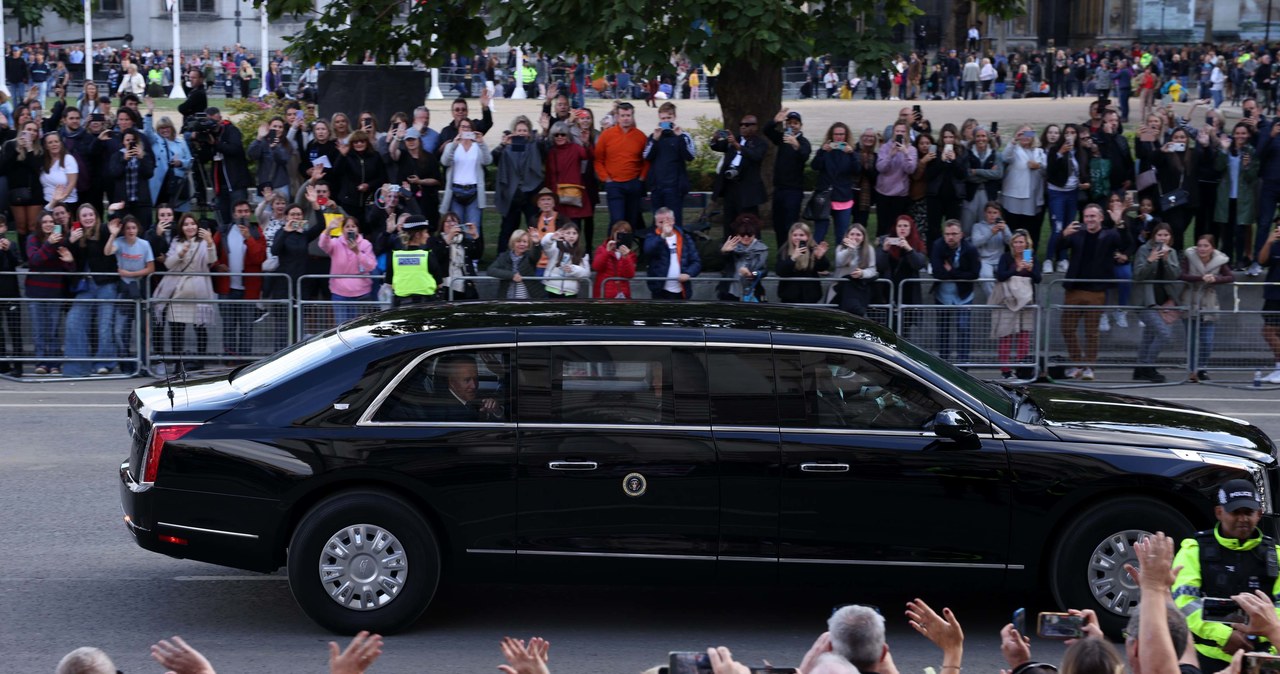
left=895, top=339, right=1015, bottom=418
left=229, top=329, right=353, bottom=394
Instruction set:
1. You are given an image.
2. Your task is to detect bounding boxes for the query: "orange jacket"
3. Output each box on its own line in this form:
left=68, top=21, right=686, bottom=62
left=212, top=224, right=269, bottom=298
left=594, top=125, right=649, bottom=183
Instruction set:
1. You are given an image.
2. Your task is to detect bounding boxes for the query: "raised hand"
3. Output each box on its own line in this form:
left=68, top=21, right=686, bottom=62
left=150, top=636, right=217, bottom=674
left=497, top=636, right=550, bottom=674
left=328, top=630, right=383, bottom=674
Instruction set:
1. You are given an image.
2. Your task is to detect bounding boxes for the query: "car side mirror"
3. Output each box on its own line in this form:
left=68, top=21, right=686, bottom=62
left=933, top=409, right=976, bottom=441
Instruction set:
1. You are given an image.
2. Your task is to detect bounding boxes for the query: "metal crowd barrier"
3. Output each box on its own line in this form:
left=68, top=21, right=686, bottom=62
left=296, top=274, right=384, bottom=339
left=142, top=272, right=295, bottom=376
left=1040, top=278, right=1192, bottom=386
left=1193, top=282, right=1280, bottom=381
left=897, top=277, right=1041, bottom=376
left=0, top=271, right=144, bottom=381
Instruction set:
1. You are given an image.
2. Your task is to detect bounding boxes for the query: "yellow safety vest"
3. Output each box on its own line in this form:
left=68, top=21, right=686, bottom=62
left=391, top=249, right=436, bottom=297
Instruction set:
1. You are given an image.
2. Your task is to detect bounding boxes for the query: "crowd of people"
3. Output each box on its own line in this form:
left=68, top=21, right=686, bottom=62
left=2, top=39, right=1280, bottom=382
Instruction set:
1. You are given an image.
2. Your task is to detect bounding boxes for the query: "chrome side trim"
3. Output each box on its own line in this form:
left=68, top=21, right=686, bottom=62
left=461, top=548, right=1022, bottom=570
left=359, top=342, right=518, bottom=425
left=517, top=550, right=717, bottom=561
left=157, top=522, right=260, bottom=540
left=520, top=422, right=713, bottom=432
left=779, top=557, right=1021, bottom=570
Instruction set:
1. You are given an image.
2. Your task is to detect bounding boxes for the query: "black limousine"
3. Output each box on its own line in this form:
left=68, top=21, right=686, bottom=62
left=121, top=302, right=1278, bottom=633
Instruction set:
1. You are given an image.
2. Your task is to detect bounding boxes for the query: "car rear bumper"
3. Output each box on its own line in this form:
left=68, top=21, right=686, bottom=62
left=120, top=459, right=282, bottom=573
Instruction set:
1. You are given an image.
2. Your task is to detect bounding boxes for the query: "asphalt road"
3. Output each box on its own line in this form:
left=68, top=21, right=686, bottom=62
left=3, top=377, right=1278, bottom=674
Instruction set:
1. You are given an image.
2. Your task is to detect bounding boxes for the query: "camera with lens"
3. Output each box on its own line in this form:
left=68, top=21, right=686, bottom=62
left=183, top=112, right=220, bottom=139
left=723, top=167, right=741, bottom=181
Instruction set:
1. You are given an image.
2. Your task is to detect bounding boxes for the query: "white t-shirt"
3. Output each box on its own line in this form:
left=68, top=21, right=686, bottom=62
left=451, top=143, right=480, bottom=185
left=663, top=233, right=682, bottom=293
left=41, top=155, right=79, bottom=204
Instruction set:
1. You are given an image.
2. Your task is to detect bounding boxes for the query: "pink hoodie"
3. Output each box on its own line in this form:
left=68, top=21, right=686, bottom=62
left=318, top=233, right=378, bottom=297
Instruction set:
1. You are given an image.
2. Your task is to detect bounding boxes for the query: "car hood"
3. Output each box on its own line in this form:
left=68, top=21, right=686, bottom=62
left=1029, top=385, right=1275, bottom=459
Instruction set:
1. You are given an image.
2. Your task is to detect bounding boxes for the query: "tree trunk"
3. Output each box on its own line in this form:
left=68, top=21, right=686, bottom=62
left=716, top=54, right=782, bottom=130
left=714, top=54, right=782, bottom=235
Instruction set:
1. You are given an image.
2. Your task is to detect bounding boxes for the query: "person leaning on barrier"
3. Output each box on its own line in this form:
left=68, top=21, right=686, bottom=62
left=487, top=228, right=545, bottom=300
left=1172, top=479, right=1280, bottom=673
left=592, top=220, right=638, bottom=300
left=717, top=213, right=770, bottom=302
left=1259, top=223, right=1280, bottom=384
left=827, top=224, right=883, bottom=317
left=931, top=220, right=981, bottom=366
left=1181, top=234, right=1234, bottom=383
left=777, top=221, right=831, bottom=304
left=992, top=228, right=1041, bottom=379
left=644, top=207, right=703, bottom=299
left=386, top=216, right=443, bottom=307
left=153, top=214, right=217, bottom=371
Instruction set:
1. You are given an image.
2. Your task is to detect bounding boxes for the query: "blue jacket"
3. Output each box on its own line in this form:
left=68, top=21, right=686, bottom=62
left=643, top=227, right=702, bottom=296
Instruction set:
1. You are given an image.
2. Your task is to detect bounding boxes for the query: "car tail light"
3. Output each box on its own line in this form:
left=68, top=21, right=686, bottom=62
left=143, top=424, right=200, bottom=484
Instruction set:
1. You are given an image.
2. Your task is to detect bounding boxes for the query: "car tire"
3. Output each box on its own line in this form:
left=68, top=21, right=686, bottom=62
left=287, top=490, right=440, bottom=634
left=1050, top=496, right=1193, bottom=634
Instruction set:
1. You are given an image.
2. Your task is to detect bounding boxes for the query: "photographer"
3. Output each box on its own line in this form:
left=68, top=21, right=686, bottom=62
left=191, top=107, right=251, bottom=225
left=433, top=211, right=483, bottom=300
left=249, top=117, right=294, bottom=201
left=710, top=114, right=768, bottom=232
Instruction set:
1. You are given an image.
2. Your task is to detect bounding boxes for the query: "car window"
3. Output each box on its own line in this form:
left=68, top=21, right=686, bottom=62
left=230, top=328, right=351, bottom=394
left=372, top=348, right=513, bottom=423
left=895, top=340, right=1014, bottom=418
left=550, top=345, right=677, bottom=425
left=707, top=347, right=778, bottom=426
left=779, top=349, right=960, bottom=431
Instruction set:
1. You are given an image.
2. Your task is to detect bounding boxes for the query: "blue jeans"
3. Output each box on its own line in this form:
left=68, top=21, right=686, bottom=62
left=1112, top=264, right=1132, bottom=306
left=1137, top=307, right=1173, bottom=364
left=937, top=285, right=973, bottom=364
left=605, top=179, right=645, bottom=232
left=218, top=289, right=250, bottom=358
left=63, top=278, right=119, bottom=376
left=1046, top=188, right=1079, bottom=262
left=1212, top=89, right=1224, bottom=109
left=448, top=198, right=483, bottom=238
left=30, top=301, right=63, bottom=369
left=945, top=75, right=959, bottom=98
left=1189, top=319, right=1217, bottom=369
left=813, top=208, right=853, bottom=247
left=772, top=188, right=804, bottom=246
left=332, top=292, right=373, bottom=326
left=1117, top=87, right=1132, bottom=121
left=649, top=185, right=684, bottom=230
left=114, top=286, right=143, bottom=373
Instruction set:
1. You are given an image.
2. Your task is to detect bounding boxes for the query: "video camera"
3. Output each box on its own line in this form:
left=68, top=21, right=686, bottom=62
left=183, top=112, right=220, bottom=137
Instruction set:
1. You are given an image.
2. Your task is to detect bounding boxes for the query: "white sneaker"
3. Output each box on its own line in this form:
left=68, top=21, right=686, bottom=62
left=1114, top=311, right=1129, bottom=328
left=1264, top=369, right=1280, bottom=384
left=1081, top=367, right=1095, bottom=381
left=926, top=263, right=933, bottom=275
left=1042, top=259, right=1055, bottom=274
left=1065, top=367, right=1081, bottom=379
left=1057, top=259, right=1070, bottom=272
left=1248, top=262, right=1263, bottom=277
left=151, top=362, right=167, bottom=377
left=1099, top=314, right=1111, bottom=332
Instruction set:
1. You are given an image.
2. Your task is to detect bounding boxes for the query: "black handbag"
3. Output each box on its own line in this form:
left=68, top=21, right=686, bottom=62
left=159, top=168, right=191, bottom=204
left=1159, top=188, right=1190, bottom=211
left=802, top=189, right=833, bottom=221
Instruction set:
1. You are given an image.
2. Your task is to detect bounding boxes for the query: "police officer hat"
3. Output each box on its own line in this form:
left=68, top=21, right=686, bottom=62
left=402, top=216, right=431, bottom=231
left=1217, top=478, right=1262, bottom=512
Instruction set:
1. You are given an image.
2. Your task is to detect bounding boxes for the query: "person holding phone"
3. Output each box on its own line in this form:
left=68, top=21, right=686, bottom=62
left=249, top=116, right=294, bottom=202
left=432, top=211, right=483, bottom=300
left=494, top=116, right=547, bottom=257
left=971, top=203, right=1013, bottom=296
left=25, top=212, right=76, bottom=376
left=317, top=216, right=377, bottom=325
left=106, top=128, right=156, bottom=231
left=992, top=229, right=1041, bottom=379
left=1046, top=124, right=1092, bottom=274
left=592, top=220, right=638, bottom=299
left=776, top=221, right=830, bottom=304
left=960, top=127, right=1004, bottom=233
left=999, top=124, right=1046, bottom=244
left=440, top=119, right=492, bottom=239
left=810, top=122, right=861, bottom=246
left=1130, top=223, right=1182, bottom=382
left=538, top=221, right=589, bottom=299
left=874, top=122, right=918, bottom=238
left=716, top=213, right=770, bottom=301
left=764, top=109, right=813, bottom=246
left=1, top=120, right=47, bottom=250
left=1212, top=123, right=1260, bottom=271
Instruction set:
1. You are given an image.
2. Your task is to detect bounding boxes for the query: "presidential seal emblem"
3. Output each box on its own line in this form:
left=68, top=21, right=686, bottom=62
left=623, top=472, right=647, bottom=497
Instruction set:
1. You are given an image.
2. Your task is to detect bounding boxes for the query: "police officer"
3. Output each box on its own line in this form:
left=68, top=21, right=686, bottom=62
left=1172, top=478, right=1280, bottom=672
left=385, top=217, right=443, bottom=307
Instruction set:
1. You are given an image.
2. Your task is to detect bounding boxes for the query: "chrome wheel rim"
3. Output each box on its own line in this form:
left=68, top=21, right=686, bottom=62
left=1087, top=529, right=1150, bottom=616
left=318, top=523, right=408, bottom=611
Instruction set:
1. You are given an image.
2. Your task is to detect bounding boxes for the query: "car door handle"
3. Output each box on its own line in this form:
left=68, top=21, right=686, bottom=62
left=548, top=461, right=599, bottom=471
left=800, top=463, right=850, bottom=473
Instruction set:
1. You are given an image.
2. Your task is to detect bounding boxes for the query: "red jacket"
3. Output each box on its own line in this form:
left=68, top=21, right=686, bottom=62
left=591, top=242, right=637, bottom=299
left=212, top=224, right=268, bottom=298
